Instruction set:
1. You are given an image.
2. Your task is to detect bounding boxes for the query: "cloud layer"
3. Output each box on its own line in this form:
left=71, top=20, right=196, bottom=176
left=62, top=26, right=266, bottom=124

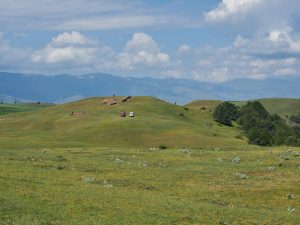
left=0, top=0, right=300, bottom=82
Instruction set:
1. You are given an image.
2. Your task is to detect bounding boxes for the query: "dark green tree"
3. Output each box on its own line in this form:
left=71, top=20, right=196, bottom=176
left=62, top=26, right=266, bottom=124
left=213, top=102, right=240, bottom=126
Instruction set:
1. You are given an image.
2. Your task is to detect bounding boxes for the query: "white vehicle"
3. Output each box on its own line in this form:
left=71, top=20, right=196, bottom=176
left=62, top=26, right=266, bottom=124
left=129, top=112, right=135, bottom=117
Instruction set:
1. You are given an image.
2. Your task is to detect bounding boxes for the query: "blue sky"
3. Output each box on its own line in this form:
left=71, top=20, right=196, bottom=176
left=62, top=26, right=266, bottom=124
left=0, top=0, right=300, bottom=82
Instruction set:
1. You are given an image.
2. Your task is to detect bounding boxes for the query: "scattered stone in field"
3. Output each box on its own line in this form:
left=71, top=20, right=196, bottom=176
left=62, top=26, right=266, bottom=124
left=103, top=180, right=113, bottom=188
left=82, top=176, right=95, bottom=184
left=138, top=161, right=149, bottom=167
left=114, top=158, right=124, bottom=164
left=27, top=156, right=42, bottom=162
left=149, top=147, right=158, bottom=151
left=231, top=157, right=241, bottom=164
left=219, top=221, right=234, bottom=225
left=280, top=150, right=300, bottom=161
left=287, top=206, right=295, bottom=213
left=179, top=148, right=192, bottom=157
left=281, top=153, right=290, bottom=160
left=158, top=161, right=167, bottom=168
left=287, top=194, right=294, bottom=200
left=268, top=166, right=276, bottom=171
left=217, top=158, right=223, bottom=162
left=185, top=150, right=192, bottom=158
left=234, top=172, right=248, bottom=180
left=213, top=147, right=221, bottom=151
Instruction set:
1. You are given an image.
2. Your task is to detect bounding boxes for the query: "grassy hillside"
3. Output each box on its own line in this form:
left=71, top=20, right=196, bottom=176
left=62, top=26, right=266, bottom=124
left=185, top=100, right=222, bottom=111
left=186, top=98, right=300, bottom=118
left=0, top=96, right=245, bottom=149
left=0, top=96, right=299, bottom=224
left=0, top=102, right=53, bottom=116
left=233, top=98, right=300, bottom=118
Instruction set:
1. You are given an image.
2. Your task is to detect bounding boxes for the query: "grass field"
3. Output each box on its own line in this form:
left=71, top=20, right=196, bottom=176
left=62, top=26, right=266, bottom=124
left=0, top=97, right=299, bottom=224
left=0, top=103, right=53, bottom=116
left=0, top=146, right=299, bottom=224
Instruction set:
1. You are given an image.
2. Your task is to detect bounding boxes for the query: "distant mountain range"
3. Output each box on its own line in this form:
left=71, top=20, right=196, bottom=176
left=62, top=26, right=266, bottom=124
left=0, top=72, right=299, bottom=104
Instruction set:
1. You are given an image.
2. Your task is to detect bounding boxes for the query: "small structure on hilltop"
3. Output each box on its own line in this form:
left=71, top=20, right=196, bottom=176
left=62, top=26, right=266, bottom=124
left=121, top=96, right=132, bottom=103
left=120, top=111, right=126, bottom=117
left=129, top=112, right=135, bottom=117
left=102, top=98, right=117, bottom=105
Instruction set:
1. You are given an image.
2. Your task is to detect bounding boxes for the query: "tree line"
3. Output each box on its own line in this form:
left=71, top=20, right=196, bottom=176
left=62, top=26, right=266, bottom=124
left=213, top=101, right=300, bottom=146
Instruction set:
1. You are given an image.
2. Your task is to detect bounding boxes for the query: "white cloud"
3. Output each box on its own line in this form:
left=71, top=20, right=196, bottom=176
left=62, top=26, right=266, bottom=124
left=0, top=33, right=29, bottom=69
left=205, top=0, right=263, bottom=23
left=31, top=31, right=114, bottom=66
left=53, top=15, right=172, bottom=31
left=0, top=0, right=179, bottom=31
left=267, top=27, right=300, bottom=53
left=177, top=45, right=191, bottom=54
left=275, top=68, right=297, bottom=76
left=117, top=32, right=170, bottom=69
left=177, top=29, right=300, bottom=82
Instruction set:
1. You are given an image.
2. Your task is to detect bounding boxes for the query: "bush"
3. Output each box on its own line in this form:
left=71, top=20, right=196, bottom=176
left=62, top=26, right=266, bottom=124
left=159, top=144, right=168, bottom=150
left=213, top=102, right=240, bottom=126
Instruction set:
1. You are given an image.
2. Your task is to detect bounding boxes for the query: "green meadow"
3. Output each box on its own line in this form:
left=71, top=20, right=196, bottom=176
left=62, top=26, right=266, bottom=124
left=0, top=103, right=53, bottom=116
left=0, top=97, right=299, bottom=224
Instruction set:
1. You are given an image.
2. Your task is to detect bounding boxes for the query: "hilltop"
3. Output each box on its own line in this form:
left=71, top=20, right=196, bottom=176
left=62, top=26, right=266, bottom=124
left=186, top=98, right=300, bottom=118
left=0, top=96, right=245, bottom=149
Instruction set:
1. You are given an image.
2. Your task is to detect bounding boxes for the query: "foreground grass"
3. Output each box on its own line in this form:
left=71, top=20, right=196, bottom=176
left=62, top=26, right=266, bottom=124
left=0, top=146, right=299, bottom=224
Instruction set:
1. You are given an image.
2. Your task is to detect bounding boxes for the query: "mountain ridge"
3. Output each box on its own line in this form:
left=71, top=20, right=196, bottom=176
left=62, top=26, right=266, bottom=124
left=0, top=72, right=299, bottom=104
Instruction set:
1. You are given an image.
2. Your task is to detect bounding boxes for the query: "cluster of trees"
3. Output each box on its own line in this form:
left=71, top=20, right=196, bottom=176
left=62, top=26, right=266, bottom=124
left=290, top=113, right=300, bottom=124
left=213, top=101, right=300, bottom=146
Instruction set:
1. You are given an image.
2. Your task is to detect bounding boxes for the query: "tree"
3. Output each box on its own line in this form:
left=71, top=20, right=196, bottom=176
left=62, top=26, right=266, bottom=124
left=213, top=102, right=240, bottom=126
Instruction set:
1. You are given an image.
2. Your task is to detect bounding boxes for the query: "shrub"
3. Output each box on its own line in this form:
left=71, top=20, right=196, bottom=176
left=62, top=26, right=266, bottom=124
left=159, top=144, right=167, bottom=150
left=213, top=102, right=240, bottom=126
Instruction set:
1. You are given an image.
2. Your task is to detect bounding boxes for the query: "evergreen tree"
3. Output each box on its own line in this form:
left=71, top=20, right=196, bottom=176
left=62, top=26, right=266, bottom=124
left=213, top=102, right=240, bottom=126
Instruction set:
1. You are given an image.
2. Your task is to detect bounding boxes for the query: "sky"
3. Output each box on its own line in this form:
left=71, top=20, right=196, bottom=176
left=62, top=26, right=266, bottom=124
left=0, top=0, right=300, bottom=82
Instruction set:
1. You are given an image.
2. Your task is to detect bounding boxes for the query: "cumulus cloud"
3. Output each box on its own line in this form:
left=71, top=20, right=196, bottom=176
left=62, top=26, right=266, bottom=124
left=205, top=0, right=263, bottom=23
left=31, top=31, right=114, bottom=67
left=186, top=31, right=300, bottom=82
left=177, top=45, right=191, bottom=54
left=117, top=32, right=170, bottom=69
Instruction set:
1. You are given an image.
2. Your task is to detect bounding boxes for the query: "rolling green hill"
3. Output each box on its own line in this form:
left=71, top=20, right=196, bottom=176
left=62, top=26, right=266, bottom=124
left=0, top=102, right=53, bottom=116
left=186, top=98, right=300, bottom=118
left=0, top=96, right=245, bottom=149
left=185, top=100, right=222, bottom=111
left=1, top=96, right=300, bottom=224
left=233, top=98, right=300, bottom=118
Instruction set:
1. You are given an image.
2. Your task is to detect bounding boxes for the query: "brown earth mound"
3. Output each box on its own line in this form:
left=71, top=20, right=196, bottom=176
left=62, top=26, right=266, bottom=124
left=102, top=98, right=117, bottom=105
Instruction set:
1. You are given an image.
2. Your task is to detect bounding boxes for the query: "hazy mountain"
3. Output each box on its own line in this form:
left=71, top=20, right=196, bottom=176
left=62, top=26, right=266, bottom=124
left=0, top=72, right=299, bottom=104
